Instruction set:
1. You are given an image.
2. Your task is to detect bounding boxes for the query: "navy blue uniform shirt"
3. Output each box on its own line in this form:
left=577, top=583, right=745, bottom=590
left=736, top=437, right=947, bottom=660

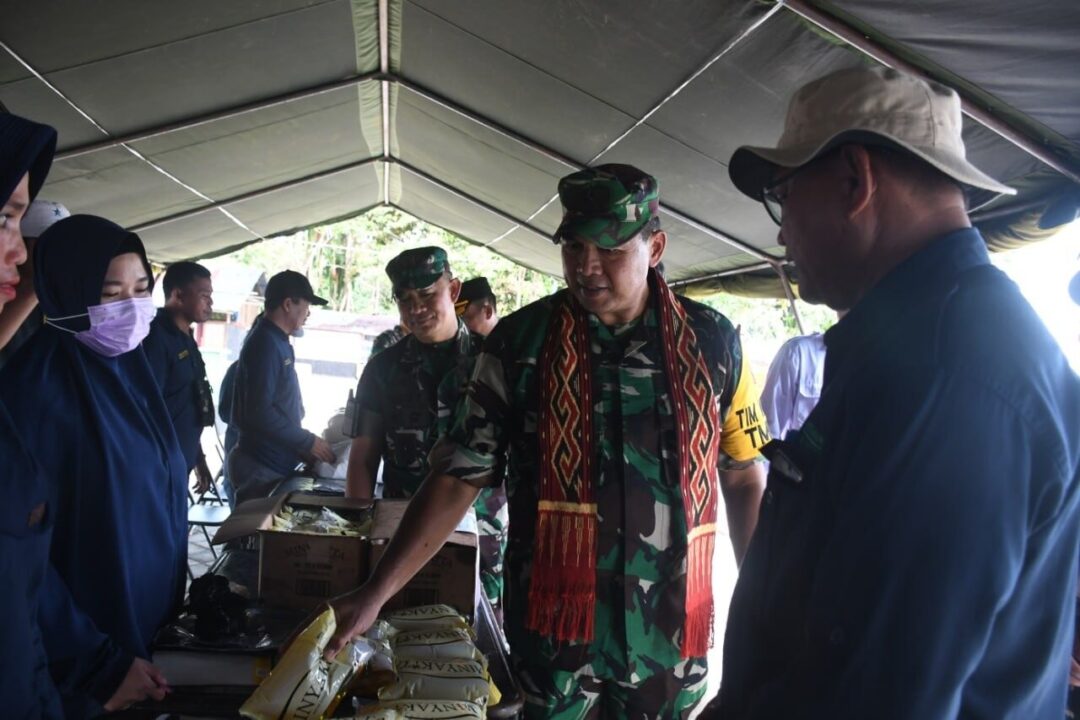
left=720, top=229, right=1080, bottom=719
left=233, top=318, right=314, bottom=476
left=0, top=401, right=62, bottom=717
left=143, top=308, right=207, bottom=471
left=1, top=216, right=188, bottom=716
left=218, top=359, right=239, bottom=458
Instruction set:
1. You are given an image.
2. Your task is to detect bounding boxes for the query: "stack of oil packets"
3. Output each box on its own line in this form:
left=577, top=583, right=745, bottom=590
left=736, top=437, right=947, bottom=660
left=356, top=604, right=499, bottom=719
left=238, top=605, right=499, bottom=720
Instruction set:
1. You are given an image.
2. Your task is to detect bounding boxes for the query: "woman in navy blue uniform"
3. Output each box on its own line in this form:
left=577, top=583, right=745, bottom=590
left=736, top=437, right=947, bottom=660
left=1, top=215, right=187, bottom=715
left=0, top=113, right=62, bottom=718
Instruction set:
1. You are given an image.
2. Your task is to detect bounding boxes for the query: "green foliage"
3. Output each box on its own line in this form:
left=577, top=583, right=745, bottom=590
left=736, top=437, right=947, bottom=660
left=230, top=208, right=560, bottom=315
left=699, top=293, right=837, bottom=344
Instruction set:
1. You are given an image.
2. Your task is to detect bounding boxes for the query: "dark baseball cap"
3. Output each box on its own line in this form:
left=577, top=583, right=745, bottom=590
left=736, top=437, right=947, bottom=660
left=264, top=270, right=328, bottom=309
left=455, top=276, right=494, bottom=314
left=553, top=163, right=660, bottom=248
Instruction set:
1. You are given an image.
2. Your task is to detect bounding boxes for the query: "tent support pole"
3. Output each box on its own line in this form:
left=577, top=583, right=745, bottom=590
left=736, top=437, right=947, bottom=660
left=775, top=263, right=805, bottom=334
left=668, top=261, right=775, bottom=287
left=379, top=0, right=392, bottom=204
left=781, top=0, right=1080, bottom=185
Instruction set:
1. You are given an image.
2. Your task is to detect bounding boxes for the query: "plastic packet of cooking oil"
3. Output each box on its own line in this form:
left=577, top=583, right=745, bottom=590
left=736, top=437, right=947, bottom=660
left=353, top=708, right=397, bottom=720
left=356, top=699, right=485, bottom=719
left=377, top=658, right=494, bottom=708
left=239, top=608, right=373, bottom=720
left=390, top=628, right=485, bottom=663
left=345, top=634, right=396, bottom=698
left=382, top=605, right=471, bottom=633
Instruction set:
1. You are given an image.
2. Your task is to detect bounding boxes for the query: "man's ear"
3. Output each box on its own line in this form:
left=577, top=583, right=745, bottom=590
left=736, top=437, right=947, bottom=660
left=448, top=277, right=462, bottom=302
left=839, top=145, right=877, bottom=220
left=648, top=230, right=667, bottom=267
left=484, top=304, right=494, bottom=320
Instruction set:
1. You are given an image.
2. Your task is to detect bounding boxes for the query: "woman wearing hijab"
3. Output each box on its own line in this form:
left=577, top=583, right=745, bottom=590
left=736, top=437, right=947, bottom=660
left=0, top=113, right=62, bottom=716
left=0, top=215, right=187, bottom=715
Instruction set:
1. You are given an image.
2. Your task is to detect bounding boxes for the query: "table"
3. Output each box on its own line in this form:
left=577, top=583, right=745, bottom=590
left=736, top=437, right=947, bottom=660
left=137, top=548, right=523, bottom=718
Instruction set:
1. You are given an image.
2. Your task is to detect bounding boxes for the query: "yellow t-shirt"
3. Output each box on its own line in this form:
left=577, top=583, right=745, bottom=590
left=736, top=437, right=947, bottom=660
left=720, top=354, right=770, bottom=464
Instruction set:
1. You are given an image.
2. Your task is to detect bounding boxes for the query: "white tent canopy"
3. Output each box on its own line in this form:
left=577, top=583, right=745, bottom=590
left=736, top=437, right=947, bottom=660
left=3, top=1, right=1077, bottom=298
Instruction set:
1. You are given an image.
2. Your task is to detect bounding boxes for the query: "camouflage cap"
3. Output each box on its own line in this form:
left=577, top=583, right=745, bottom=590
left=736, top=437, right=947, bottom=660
left=386, top=246, right=449, bottom=292
left=553, top=163, right=660, bottom=248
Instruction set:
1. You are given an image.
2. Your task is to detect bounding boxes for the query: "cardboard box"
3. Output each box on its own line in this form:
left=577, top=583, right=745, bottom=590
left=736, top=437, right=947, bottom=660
left=370, top=499, right=478, bottom=614
left=213, top=495, right=478, bottom=615
left=213, top=494, right=373, bottom=611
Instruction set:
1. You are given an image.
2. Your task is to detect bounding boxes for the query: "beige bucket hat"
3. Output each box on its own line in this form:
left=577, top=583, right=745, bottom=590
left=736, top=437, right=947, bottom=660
left=729, top=66, right=1015, bottom=209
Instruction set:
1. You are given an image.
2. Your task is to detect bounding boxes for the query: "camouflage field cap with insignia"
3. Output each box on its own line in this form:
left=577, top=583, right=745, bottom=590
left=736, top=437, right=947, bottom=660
left=386, top=246, right=449, bottom=293
left=553, top=163, right=660, bottom=248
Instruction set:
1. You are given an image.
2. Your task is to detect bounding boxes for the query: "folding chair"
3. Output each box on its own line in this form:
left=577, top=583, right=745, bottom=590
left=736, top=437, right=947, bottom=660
left=187, top=503, right=231, bottom=580
left=194, top=436, right=228, bottom=506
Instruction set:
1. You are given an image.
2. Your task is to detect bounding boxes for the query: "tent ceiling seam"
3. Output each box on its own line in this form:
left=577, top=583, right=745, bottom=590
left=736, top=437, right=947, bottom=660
left=128, top=156, right=383, bottom=233
left=54, top=71, right=382, bottom=161
left=781, top=0, right=1080, bottom=185
left=0, top=39, right=264, bottom=242
left=391, top=157, right=550, bottom=240
left=404, top=1, right=633, bottom=122
left=19, top=1, right=345, bottom=77
left=395, top=77, right=779, bottom=262
left=379, top=0, right=392, bottom=204
left=388, top=200, right=553, bottom=278
left=478, top=6, right=784, bottom=263
left=581, top=2, right=785, bottom=166
left=50, top=68, right=774, bottom=264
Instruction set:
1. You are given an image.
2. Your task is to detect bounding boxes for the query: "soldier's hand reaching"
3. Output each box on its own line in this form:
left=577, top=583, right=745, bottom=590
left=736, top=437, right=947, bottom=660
left=323, top=584, right=383, bottom=660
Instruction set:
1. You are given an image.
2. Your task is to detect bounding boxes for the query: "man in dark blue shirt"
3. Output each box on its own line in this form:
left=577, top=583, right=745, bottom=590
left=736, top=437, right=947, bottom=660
left=144, top=261, right=215, bottom=493
left=228, top=270, right=336, bottom=506
left=714, top=67, right=1080, bottom=718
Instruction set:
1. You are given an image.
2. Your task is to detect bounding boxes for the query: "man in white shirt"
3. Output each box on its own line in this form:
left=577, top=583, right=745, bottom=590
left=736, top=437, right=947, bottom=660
left=759, top=332, right=826, bottom=441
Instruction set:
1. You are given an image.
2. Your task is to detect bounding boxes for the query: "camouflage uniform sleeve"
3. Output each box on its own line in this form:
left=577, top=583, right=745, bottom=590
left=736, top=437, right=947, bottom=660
left=441, top=337, right=512, bottom=488
left=717, top=326, right=770, bottom=469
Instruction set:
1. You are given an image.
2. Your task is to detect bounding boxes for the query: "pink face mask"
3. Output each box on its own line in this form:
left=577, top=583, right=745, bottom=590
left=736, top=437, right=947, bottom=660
left=46, top=297, right=156, bottom=357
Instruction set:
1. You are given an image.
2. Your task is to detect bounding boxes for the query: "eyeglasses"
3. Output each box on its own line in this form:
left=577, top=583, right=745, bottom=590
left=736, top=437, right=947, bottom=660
left=760, top=148, right=841, bottom=226
left=761, top=163, right=811, bottom=226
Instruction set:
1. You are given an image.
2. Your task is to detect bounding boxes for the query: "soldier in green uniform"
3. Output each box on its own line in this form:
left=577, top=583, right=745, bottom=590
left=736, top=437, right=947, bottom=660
left=369, top=310, right=409, bottom=359
left=345, top=247, right=509, bottom=616
left=328, top=165, right=769, bottom=719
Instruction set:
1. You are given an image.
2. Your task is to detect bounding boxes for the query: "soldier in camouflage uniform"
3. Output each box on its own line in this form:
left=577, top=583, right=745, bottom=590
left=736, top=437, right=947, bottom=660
left=369, top=311, right=409, bottom=359
left=328, top=165, right=769, bottom=719
left=345, top=246, right=508, bottom=615
left=455, top=276, right=499, bottom=337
